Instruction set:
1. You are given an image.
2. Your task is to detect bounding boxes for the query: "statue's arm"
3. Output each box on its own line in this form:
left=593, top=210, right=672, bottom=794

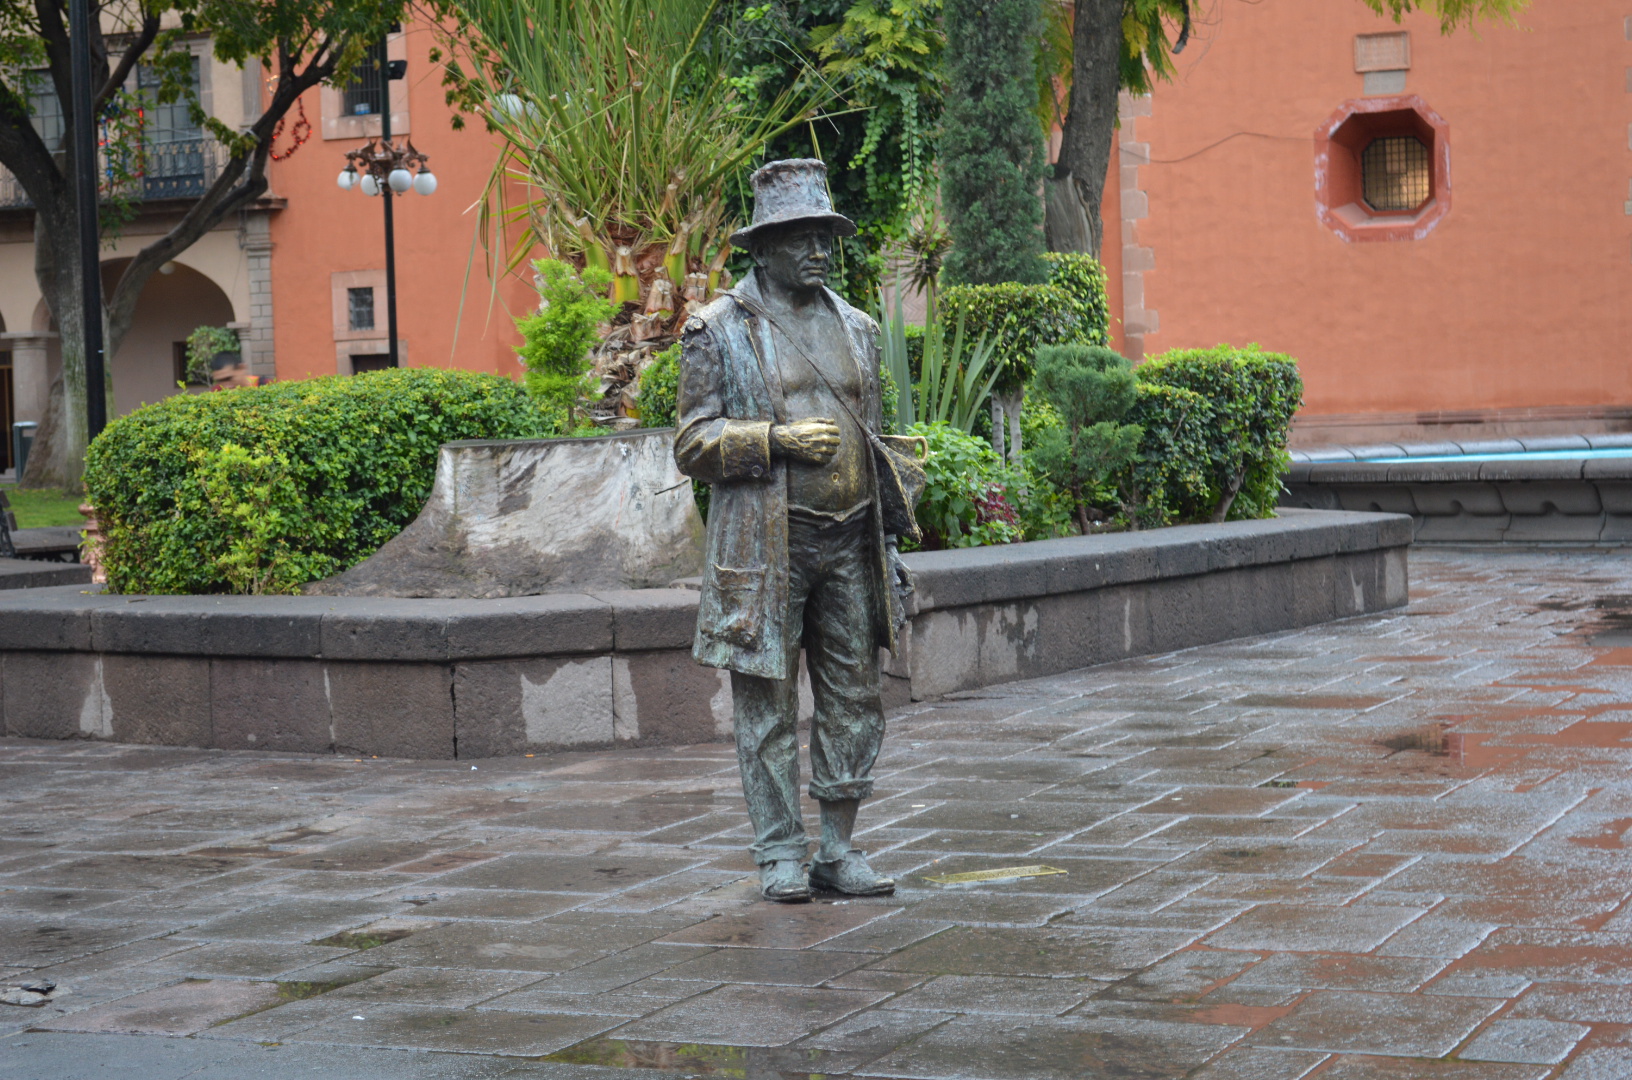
left=674, top=321, right=773, bottom=484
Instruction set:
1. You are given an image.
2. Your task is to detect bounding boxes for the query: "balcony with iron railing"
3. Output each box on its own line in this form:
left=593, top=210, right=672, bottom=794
left=0, top=136, right=227, bottom=211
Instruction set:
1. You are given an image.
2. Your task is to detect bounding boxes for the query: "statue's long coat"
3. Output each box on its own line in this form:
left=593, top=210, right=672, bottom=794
left=673, top=270, right=900, bottom=681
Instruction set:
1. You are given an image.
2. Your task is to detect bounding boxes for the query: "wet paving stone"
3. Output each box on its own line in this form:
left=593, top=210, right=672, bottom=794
left=37, top=978, right=282, bottom=1036
left=285, top=1001, right=624, bottom=1055
left=1249, top=989, right=1504, bottom=1057
left=1228, top=951, right=1449, bottom=992
left=887, top=973, right=1097, bottom=1016
left=650, top=945, right=869, bottom=986
left=857, top=1013, right=1246, bottom=1080
left=355, top=920, right=670, bottom=973
left=871, top=925, right=1200, bottom=979
left=173, top=897, right=405, bottom=943
left=8, top=550, right=1632, bottom=1075
left=324, top=965, right=545, bottom=1007
left=1202, top=902, right=1427, bottom=953
left=1461, top=1018, right=1592, bottom=1065
left=427, top=853, right=702, bottom=894
left=611, top=982, right=889, bottom=1046
left=658, top=903, right=894, bottom=949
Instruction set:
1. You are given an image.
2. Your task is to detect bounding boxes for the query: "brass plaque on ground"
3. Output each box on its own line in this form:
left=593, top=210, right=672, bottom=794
left=923, top=865, right=1068, bottom=885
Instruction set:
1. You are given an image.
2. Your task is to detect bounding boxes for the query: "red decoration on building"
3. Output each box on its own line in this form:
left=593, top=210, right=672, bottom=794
left=270, top=97, right=312, bottom=162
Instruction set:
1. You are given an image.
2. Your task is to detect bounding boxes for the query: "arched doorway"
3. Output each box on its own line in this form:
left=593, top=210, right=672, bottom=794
left=100, top=260, right=236, bottom=415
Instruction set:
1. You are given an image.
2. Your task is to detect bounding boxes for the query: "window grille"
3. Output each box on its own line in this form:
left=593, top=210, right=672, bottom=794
left=136, top=57, right=206, bottom=198
left=342, top=60, right=386, bottom=117
left=348, top=287, right=376, bottom=331
left=1361, top=136, right=1430, bottom=212
left=25, top=71, right=64, bottom=149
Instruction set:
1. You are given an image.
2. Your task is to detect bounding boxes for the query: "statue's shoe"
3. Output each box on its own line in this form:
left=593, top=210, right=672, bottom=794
left=809, top=850, right=895, bottom=896
left=760, top=859, right=812, bottom=903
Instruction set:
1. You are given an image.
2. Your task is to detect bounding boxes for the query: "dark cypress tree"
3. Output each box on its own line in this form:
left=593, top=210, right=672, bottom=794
left=940, top=0, right=1050, bottom=286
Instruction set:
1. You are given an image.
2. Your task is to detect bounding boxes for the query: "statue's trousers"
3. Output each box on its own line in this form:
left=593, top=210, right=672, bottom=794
left=730, top=509, right=885, bottom=865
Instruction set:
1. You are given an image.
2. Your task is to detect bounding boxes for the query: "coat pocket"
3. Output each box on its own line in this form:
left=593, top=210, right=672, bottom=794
left=707, top=564, right=767, bottom=649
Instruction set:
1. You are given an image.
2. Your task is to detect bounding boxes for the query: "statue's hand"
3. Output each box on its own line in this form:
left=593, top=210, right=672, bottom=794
left=771, top=418, right=841, bottom=464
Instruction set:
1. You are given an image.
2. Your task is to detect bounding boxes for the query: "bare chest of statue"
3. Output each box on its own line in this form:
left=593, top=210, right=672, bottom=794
left=769, top=302, right=870, bottom=512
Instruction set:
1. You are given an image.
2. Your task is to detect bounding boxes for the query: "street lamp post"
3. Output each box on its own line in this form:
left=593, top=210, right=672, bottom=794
left=335, top=39, right=435, bottom=369
left=68, top=0, right=106, bottom=438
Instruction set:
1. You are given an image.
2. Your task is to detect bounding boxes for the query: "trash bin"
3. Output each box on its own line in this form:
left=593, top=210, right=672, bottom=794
left=12, top=421, right=37, bottom=479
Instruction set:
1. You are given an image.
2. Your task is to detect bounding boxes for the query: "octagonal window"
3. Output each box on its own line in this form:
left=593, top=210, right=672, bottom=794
left=1315, top=95, right=1449, bottom=242
left=1361, top=136, right=1430, bottom=212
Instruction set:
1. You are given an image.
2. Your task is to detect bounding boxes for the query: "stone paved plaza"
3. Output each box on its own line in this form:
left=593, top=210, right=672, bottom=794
left=3, top=548, right=1631, bottom=1079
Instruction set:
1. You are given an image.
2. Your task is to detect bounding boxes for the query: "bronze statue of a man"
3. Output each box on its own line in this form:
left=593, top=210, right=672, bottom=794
left=675, top=159, right=913, bottom=902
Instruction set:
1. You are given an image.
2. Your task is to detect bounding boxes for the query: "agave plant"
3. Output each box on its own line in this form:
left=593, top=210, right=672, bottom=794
left=448, top=0, right=829, bottom=336
left=880, top=288, right=1000, bottom=437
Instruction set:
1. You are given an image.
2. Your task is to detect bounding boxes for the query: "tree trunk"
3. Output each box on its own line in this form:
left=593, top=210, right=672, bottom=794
left=1210, top=469, right=1245, bottom=523
left=20, top=209, right=96, bottom=490
left=1004, top=387, right=1023, bottom=462
left=989, top=388, right=1025, bottom=464
left=1049, top=0, right=1124, bottom=257
left=1043, top=174, right=1093, bottom=254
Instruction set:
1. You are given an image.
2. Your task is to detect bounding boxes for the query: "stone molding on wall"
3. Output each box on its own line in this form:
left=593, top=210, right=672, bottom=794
left=238, top=212, right=276, bottom=379
left=1283, top=447, right=1632, bottom=543
left=1118, top=91, right=1157, bottom=362
left=0, top=510, right=1410, bottom=758
left=1289, top=404, right=1632, bottom=448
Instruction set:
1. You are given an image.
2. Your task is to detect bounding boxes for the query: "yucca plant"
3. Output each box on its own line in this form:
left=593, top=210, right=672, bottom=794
left=447, top=0, right=829, bottom=333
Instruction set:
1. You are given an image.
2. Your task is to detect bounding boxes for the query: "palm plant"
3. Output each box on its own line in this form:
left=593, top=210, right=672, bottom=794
left=447, top=0, right=828, bottom=328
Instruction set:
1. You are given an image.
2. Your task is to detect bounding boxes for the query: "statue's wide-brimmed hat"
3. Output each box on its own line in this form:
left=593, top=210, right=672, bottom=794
left=729, top=159, right=857, bottom=249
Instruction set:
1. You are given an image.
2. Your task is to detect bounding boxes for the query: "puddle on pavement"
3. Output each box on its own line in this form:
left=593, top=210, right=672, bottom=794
left=1377, top=719, right=1632, bottom=769
left=1539, top=592, right=1632, bottom=646
left=923, top=865, right=1067, bottom=886
left=543, top=1039, right=837, bottom=1078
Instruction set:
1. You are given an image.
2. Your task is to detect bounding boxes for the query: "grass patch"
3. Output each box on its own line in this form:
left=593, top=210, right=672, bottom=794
left=275, top=976, right=373, bottom=1002
left=1258, top=779, right=1298, bottom=789
left=1, top=485, right=85, bottom=528
left=312, top=928, right=413, bottom=951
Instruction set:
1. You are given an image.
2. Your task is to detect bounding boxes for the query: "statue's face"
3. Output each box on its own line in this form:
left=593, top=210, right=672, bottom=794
left=755, top=223, right=833, bottom=292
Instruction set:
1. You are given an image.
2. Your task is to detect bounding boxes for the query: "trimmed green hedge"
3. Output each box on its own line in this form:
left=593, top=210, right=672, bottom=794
left=1137, top=344, right=1303, bottom=522
left=84, top=368, right=549, bottom=595
left=938, top=252, right=1109, bottom=389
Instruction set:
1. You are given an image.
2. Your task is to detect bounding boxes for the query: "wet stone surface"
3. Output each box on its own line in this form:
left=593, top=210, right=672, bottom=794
left=2, top=549, right=1632, bottom=1077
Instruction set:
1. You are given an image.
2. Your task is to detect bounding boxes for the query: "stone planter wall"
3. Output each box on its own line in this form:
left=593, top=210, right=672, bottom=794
left=0, top=509, right=1409, bottom=758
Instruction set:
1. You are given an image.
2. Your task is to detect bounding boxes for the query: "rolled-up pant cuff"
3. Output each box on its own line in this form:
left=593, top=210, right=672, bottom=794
left=810, top=779, right=874, bottom=801
left=751, top=841, right=810, bottom=866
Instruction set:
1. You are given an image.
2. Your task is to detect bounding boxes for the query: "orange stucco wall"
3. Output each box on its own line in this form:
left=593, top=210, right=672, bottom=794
left=1132, top=2, right=1632, bottom=428
left=265, top=20, right=533, bottom=382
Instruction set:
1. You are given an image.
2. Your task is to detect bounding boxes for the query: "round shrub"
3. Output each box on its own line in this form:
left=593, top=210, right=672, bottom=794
left=1137, top=344, right=1303, bottom=522
left=84, top=368, right=550, bottom=595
